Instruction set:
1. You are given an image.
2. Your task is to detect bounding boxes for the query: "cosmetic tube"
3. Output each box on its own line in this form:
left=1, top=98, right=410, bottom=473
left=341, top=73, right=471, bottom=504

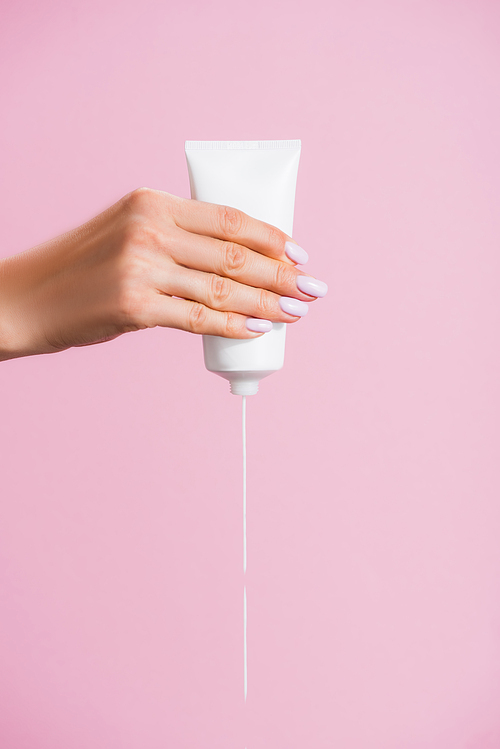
left=185, top=140, right=301, bottom=396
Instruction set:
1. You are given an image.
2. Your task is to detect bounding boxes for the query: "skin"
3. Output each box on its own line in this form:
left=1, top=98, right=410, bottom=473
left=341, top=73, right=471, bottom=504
left=0, top=187, right=320, bottom=362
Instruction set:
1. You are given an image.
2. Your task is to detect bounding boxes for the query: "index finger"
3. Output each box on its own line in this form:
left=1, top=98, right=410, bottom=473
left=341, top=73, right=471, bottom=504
left=171, top=198, right=298, bottom=264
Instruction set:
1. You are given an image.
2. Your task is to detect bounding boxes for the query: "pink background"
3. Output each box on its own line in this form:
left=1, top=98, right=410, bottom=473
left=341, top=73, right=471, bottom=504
left=1, top=1, right=500, bottom=746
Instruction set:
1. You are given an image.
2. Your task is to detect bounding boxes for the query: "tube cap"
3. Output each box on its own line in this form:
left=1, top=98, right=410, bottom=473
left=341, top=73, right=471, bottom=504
left=229, top=379, right=259, bottom=396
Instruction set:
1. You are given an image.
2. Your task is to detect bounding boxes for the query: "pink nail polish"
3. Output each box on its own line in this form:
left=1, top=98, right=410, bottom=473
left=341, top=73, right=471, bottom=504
left=245, top=318, right=273, bottom=333
left=279, top=297, right=309, bottom=317
left=285, top=241, right=309, bottom=265
left=296, top=276, right=328, bottom=298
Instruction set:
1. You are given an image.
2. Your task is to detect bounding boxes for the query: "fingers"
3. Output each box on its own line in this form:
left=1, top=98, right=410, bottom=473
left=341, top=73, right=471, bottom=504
left=115, top=190, right=328, bottom=341
left=168, top=226, right=319, bottom=302
left=143, top=293, right=268, bottom=339
left=155, top=264, right=306, bottom=323
left=171, top=198, right=294, bottom=263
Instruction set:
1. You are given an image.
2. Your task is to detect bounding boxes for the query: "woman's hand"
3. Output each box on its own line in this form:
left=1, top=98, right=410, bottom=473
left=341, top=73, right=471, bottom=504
left=0, top=188, right=328, bottom=361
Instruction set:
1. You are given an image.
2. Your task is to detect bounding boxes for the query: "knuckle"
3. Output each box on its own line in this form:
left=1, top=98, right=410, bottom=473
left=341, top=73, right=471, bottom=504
left=116, top=284, right=144, bottom=326
left=256, top=289, right=276, bottom=318
left=274, top=261, right=296, bottom=290
left=224, top=312, right=240, bottom=337
left=124, top=187, right=154, bottom=215
left=121, top=215, right=160, bottom=256
left=187, top=303, right=208, bottom=334
left=221, top=241, right=247, bottom=274
left=208, top=274, right=232, bottom=308
left=217, top=204, right=244, bottom=237
left=121, top=217, right=146, bottom=248
left=114, top=255, right=151, bottom=325
left=266, top=224, right=286, bottom=255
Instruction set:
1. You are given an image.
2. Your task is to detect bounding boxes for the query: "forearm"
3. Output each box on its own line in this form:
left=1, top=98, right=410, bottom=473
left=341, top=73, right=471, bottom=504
left=0, top=259, right=8, bottom=360
left=0, top=255, right=22, bottom=362
left=0, top=228, right=123, bottom=362
left=0, top=233, right=103, bottom=361
left=0, top=249, right=50, bottom=361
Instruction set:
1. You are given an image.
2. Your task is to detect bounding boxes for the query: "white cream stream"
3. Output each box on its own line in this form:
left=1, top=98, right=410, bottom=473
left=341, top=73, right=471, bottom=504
left=242, top=395, right=247, bottom=703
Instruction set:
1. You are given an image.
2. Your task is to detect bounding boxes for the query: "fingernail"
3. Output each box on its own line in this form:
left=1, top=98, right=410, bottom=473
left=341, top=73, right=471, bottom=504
left=296, top=276, right=329, bottom=298
left=279, top=297, right=309, bottom=317
left=285, top=241, right=309, bottom=265
left=245, top=318, right=273, bottom=333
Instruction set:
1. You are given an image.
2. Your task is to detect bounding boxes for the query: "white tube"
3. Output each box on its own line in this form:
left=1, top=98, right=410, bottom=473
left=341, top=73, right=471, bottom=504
left=185, top=140, right=301, bottom=396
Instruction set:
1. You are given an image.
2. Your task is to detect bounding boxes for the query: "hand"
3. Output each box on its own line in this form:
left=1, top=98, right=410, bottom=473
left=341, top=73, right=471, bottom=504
left=0, top=188, right=328, bottom=361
